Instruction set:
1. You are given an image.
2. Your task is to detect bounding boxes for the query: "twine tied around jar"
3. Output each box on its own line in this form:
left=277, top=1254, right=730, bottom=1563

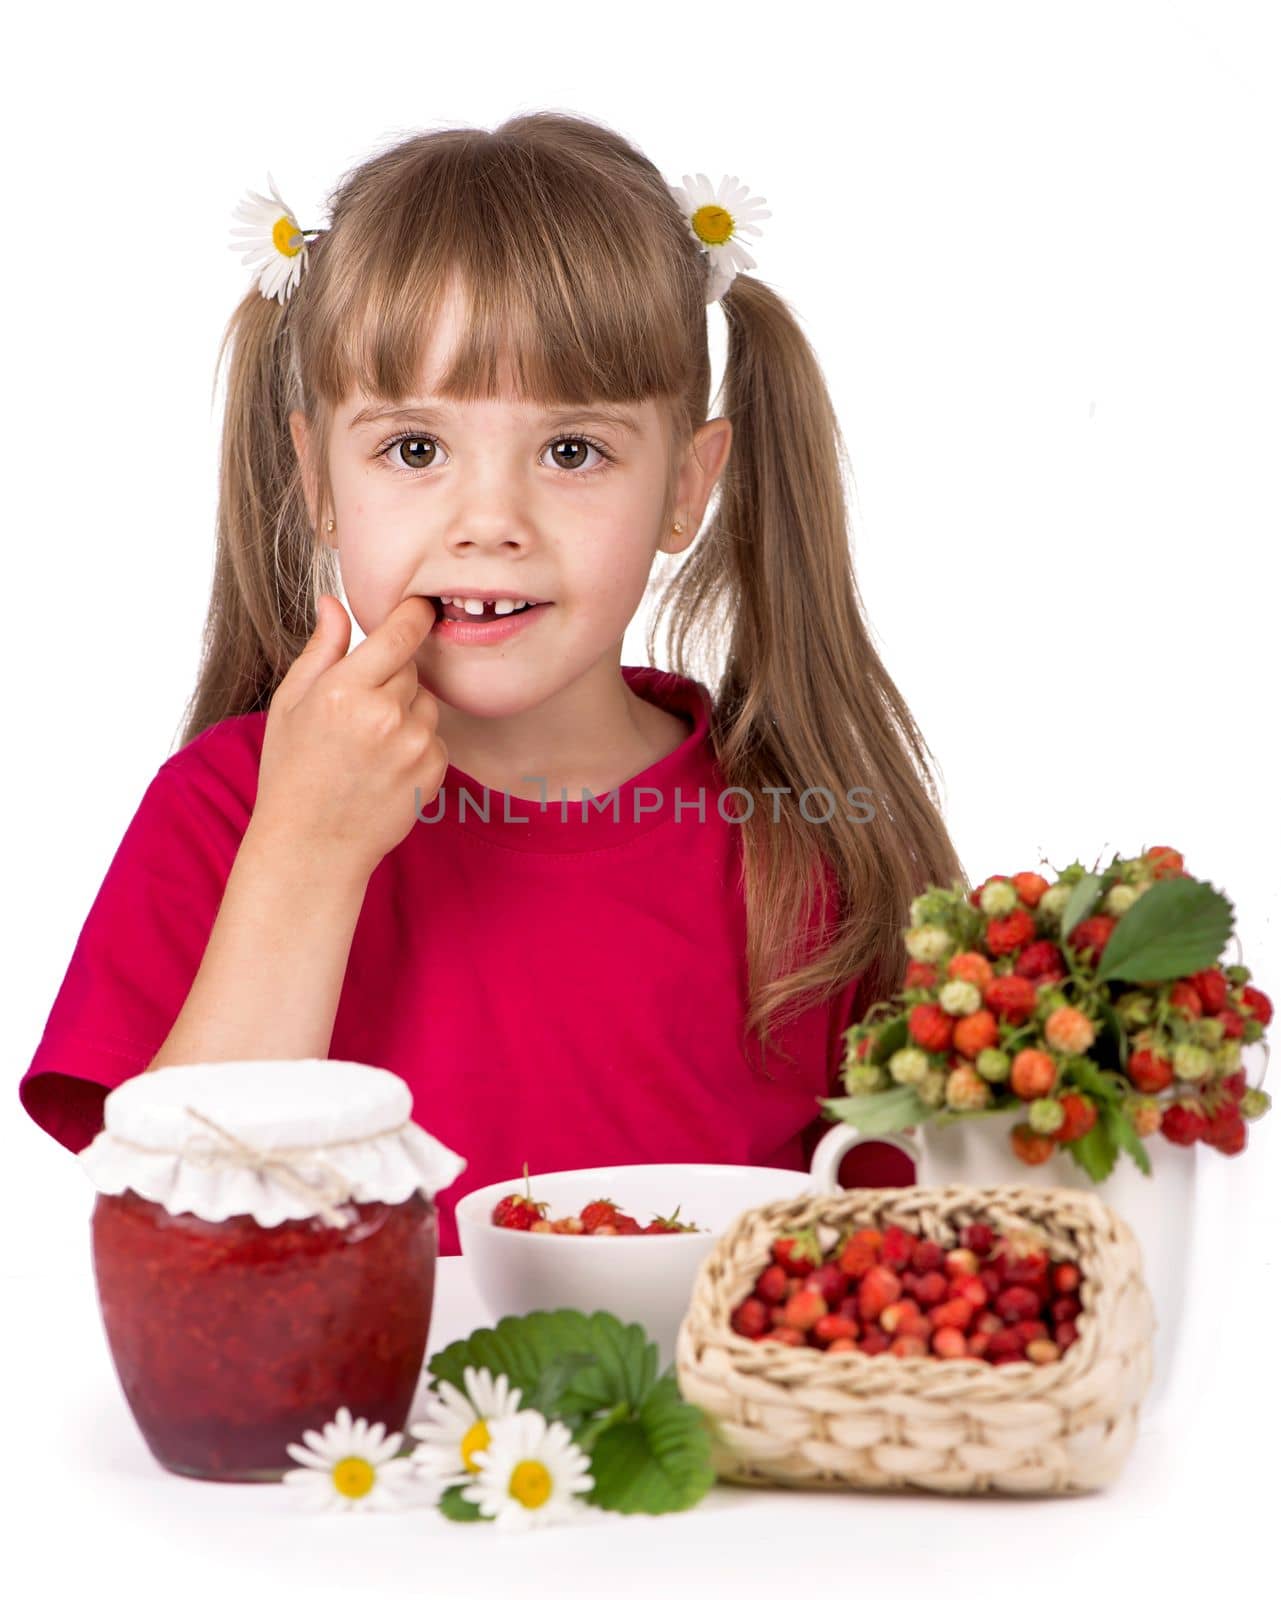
left=107, top=1105, right=414, bottom=1229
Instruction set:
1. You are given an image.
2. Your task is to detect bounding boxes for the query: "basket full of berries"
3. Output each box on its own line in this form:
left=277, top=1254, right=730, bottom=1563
left=674, top=1184, right=1153, bottom=1496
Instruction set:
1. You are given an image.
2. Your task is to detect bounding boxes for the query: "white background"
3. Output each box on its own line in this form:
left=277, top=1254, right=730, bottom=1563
left=4, top=1, right=1278, bottom=1595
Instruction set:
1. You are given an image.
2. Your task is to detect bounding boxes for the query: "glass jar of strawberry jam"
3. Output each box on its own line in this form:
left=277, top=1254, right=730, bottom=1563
left=79, top=1059, right=466, bottom=1483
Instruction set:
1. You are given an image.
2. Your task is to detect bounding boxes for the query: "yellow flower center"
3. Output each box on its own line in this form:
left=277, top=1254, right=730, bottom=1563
left=507, top=1458, right=553, bottom=1509
left=272, top=215, right=304, bottom=257
left=691, top=203, right=734, bottom=247
left=460, top=1418, right=491, bottom=1472
left=330, top=1456, right=375, bottom=1498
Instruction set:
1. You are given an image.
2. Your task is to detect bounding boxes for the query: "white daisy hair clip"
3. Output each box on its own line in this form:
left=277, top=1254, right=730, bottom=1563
left=228, top=172, right=325, bottom=306
left=230, top=168, right=769, bottom=308
left=668, top=173, right=771, bottom=304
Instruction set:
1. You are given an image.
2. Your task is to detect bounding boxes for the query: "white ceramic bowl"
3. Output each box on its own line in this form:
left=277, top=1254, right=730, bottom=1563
left=454, top=1162, right=816, bottom=1370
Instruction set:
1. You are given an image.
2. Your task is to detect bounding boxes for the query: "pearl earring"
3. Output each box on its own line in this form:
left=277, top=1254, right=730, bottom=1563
left=325, top=518, right=335, bottom=533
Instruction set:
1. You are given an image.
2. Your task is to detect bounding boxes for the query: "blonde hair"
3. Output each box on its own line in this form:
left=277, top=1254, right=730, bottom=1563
left=181, top=110, right=971, bottom=1066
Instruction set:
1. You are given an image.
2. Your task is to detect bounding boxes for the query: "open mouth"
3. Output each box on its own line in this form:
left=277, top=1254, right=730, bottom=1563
left=427, top=597, right=551, bottom=624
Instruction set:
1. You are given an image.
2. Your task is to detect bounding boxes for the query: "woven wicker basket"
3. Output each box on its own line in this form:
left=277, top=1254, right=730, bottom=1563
left=675, top=1184, right=1154, bottom=1496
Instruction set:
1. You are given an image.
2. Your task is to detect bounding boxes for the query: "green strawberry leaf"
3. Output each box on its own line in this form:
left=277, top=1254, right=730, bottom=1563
left=868, top=1014, right=909, bottom=1065
left=582, top=1374, right=717, bottom=1515
left=819, top=1084, right=929, bottom=1134
left=1059, top=873, right=1105, bottom=944
left=1094, top=878, right=1234, bottom=983
left=437, top=1483, right=486, bottom=1521
left=1062, top=1115, right=1118, bottom=1182
left=1102, top=1098, right=1153, bottom=1177
left=1061, top=1055, right=1125, bottom=1102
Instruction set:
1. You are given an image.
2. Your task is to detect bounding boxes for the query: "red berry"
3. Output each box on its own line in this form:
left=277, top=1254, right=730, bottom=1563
left=1127, top=1047, right=1173, bottom=1093
left=1010, top=1048, right=1056, bottom=1099
left=859, top=1328, right=891, bottom=1355
left=889, top=1334, right=930, bottom=1359
left=761, top=1327, right=807, bottom=1347
left=1241, top=985, right=1273, bottom=1027
left=858, top=1265, right=902, bottom=1321
left=1160, top=1102, right=1208, bottom=1145
left=982, top=974, right=1039, bottom=1026
left=492, top=1164, right=548, bottom=1229
left=986, top=1328, right=1027, bottom=1358
left=1010, top=1124, right=1056, bottom=1164
left=995, top=1285, right=1041, bottom=1324
left=1053, top=1092, right=1098, bottom=1143
left=731, top=1297, right=771, bottom=1338
left=904, top=959, right=940, bottom=989
left=1012, top=940, right=1066, bottom=985
left=911, top=1238, right=946, bottom=1273
left=914, top=1271, right=948, bottom=1307
left=782, top=1288, right=827, bottom=1331
left=1168, top=980, right=1203, bottom=1019
left=754, top=1263, right=789, bottom=1304
left=813, top=1313, right=860, bottom=1346
left=1051, top=1261, right=1081, bottom=1295
left=838, top=1228, right=883, bottom=1277
left=1066, top=915, right=1116, bottom=967
left=771, top=1230, right=824, bottom=1276
left=881, top=1225, right=916, bottom=1270
left=928, top=1298, right=974, bottom=1331
left=1191, top=967, right=1229, bottom=1014
left=579, top=1197, right=622, bottom=1232
left=1145, top=846, right=1184, bottom=878
left=805, top=1263, right=851, bottom=1304
left=908, top=1002, right=954, bottom=1053
left=932, top=1326, right=969, bottom=1359
left=1054, top=1320, right=1080, bottom=1351
left=960, top=1222, right=995, bottom=1257
left=985, top=907, right=1038, bottom=958
left=1050, top=1295, right=1082, bottom=1324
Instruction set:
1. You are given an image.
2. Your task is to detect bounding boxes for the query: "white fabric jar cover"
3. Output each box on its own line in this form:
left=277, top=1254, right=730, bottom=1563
left=78, top=1059, right=467, bottom=1228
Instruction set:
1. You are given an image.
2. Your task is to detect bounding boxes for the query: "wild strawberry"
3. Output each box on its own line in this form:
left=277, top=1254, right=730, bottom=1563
left=1168, top=980, right=1203, bottom=1019
left=908, top=1002, right=953, bottom=1053
left=1053, top=1092, right=1097, bottom=1143
left=1145, top=845, right=1184, bottom=878
left=983, top=974, right=1039, bottom=1025
left=977, top=877, right=1019, bottom=915
left=913, top=1271, right=948, bottom=1307
left=889, top=1334, right=930, bottom=1359
left=976, top=1047, right=1013, bottom=1083
left=928, top=1298, right=974, bottom=1331
left=979, top=1266, right=1003, bottom=1299
left=579, top=1197, right=623, bottom=1232
left=492, top=1164, right=549, bottom=1230
left=771, top=1229, right=824, bottom=1276
left=805, top=1263, right=851, bottom=1304
left=812, top=1313, right=860, bottom=1346
left=550, top=1216, right=585, bottom=1234
left=1125, top=1095, right=1163, bottom=1137
left=932, top=1326, right=969, bottom=1359
left=1000, top=1235, right=1050, bottom=1283
left=859, top=1328, right=891, bottom=1355
left=762, top=1326, right=807, bottom=1346
left=945, top=1246, right=979, bottom=1278
left=881, top=1225, right=916, bottom=1271
left=911, top=1237, right=946, bottom=1273
left=643, top=1205, right=698, bottom=1234
left=858, top=1265, right=902, bottom=1321
left=1025, top=1339, right=1060, bottom=1365
left=835, top=1294, right=862, bottom=1323
left=591, top=1225, right=618, bottom=1235
left=1011, top=871, right=1051, bottom=907
left=975, top=1310, right=1004, bottom=1337
left=1191, top=967, right=1229, bottom=1015
left=1044, top=1005, right=1096, bottom=1055
left=1066, top=915, right=1116, bottom=968
left=947, top=950, right=994, bottom=986
left=1160, top=1102, right=1208, bottom=1145
left=1013, top=939, right=1066, bottom=984
left=986, top=1328, right=1027, bottom=1359
left=984, top=907, right=1037, bottom=959
left=961, top=1221, right=995, bottom=1256
left=966, top=1332, right=992, bottom=1359
left=782, top=1288, right=827, bottom=1332
left=1050, top=1295, right=1082, bottom=1324
left=1028, top=1097, right=1066, bottom=1136
left=1055, top=1321, right=1080, bottom=1351
left=904, top=958, right=940, bottom=989
left=945, top=1063, right=991, bottom=1111
left=1051, top=1261, right=1081, bottom=1295
left=1011, top=1319, right=1050, bottom=1345
left=1241, top=985, right=1274, bottom=1027
left=611, top=1212, right=643, bottom=1235
left=1219, top=1007, right=1246, bottom=1039
left=1220, top=1070, right=1247, bottom=1102
left=1010, top=1048, right=1057, bottom=1099
left=1011, top=1124, right=1056, bottom=1164
left=1205, top=1112, right=1247, bottom=1155
left=838, top=1228, right=883, bottom=1277
left=952, top=1273, right=988, bottom=1309
left=995, top=1285, right=1041, bottom=1324
left=754, top=1263, right=790, bottom=1304
left=879, top=1300, right=918, bottom=1336
left=731, top=1297, right=771, bottom=1338
left=529, top=1220, right=554, bottom=1233
left=1127, top=1047, right=1173, bottom=1093
left=952, top=1009, right=999, bottom=1059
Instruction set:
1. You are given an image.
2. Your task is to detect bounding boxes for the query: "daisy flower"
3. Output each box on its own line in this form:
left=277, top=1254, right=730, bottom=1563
left=668, top=173, right=771, bottom=303
left=282, top=1405, right=417, bottom=1513
left=408, top=1365, right=524, bottom=1497
left=460, top=1408, right=595, bottom=1532
left=228, top=172, right=318, bottom=305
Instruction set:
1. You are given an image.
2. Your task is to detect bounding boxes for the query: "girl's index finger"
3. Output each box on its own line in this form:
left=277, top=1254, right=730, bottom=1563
left=335, top=595, right=437, bottom=686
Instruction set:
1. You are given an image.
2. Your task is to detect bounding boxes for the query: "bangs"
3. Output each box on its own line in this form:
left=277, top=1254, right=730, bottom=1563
left=304, top=130, right=704, bottom=416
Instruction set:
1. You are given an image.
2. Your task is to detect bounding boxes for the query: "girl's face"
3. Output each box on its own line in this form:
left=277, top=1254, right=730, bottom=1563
left=291, top=279, right=731, bottom=725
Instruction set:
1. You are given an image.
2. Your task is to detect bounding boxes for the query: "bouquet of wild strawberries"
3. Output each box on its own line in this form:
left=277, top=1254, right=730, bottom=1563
left=823, top=844, right=1272, bottom=1178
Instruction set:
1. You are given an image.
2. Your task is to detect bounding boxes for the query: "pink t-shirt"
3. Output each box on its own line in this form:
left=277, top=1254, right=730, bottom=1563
left=20, top=665, right=896, bottom=1252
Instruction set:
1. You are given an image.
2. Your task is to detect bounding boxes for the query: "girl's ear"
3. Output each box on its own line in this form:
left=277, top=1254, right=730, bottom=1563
left=288, top=409, right=325, bottom=540
left=660, top=417, right=733, bottom=554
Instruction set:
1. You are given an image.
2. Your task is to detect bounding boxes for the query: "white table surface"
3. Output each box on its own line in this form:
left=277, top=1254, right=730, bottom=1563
left=10, top=1144, right=1278, bottom=1600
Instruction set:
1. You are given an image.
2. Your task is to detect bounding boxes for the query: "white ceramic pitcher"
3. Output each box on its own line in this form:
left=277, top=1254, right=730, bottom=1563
left=809, top=1111, right=1200, bottom=1417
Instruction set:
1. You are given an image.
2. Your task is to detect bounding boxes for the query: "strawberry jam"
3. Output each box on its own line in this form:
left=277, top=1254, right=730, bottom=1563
left=90, top=1187, right=437, bottom=1481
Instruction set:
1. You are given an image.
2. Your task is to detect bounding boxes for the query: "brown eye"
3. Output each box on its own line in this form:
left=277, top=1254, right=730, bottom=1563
left=396, top=437, right=437, bottom=469
left=549, top=438, right=591, bottom=469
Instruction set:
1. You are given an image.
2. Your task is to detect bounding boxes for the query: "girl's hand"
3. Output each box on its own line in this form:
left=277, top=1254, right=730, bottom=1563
left=251, top=594, right=447, bottom=880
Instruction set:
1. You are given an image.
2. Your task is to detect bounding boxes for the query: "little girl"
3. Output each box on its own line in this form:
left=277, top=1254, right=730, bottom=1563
left=18, top=111, right=969, bottom=1253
